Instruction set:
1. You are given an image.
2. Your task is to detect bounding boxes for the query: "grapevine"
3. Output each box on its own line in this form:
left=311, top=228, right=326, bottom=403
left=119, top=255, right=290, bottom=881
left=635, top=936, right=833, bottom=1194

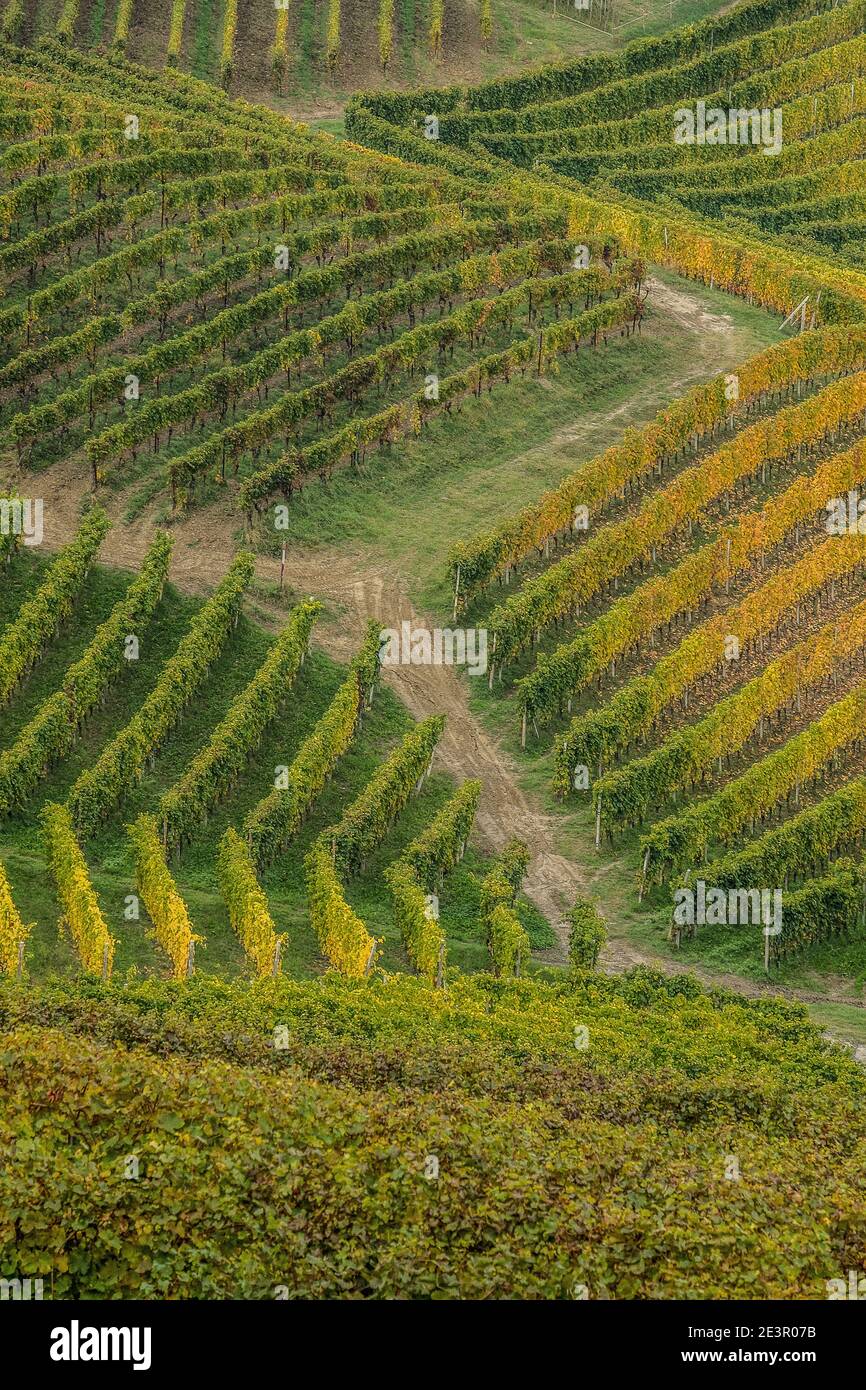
left=167, top=0, right=186, bottom=66
left=480, top=0, right=492, bottom=49
left=487, top=371, right=866, bottom=674
left=596, top=594, right=866, bottom=834
left=639, top=682, right=866, bottom=881
left=112, top=0, right=135, bottom=54
left=429, top=0, right=443, bottom=58
left=326, top=0, right=340, bottom=73
left=56, top=0, right=80, bottom=43
left=66, top=552, right=254, bottom=839
left=378, top=0, right=394, bottom=72
left=42, top=803, right=116, bottom=977
left=220, top=0, right=238, bottom=88
left=217, top=828, right=285, bottom=976
left=449, top=327, right=866, bottom=606
left=479, top=840, right=530, bottom=976
left=244, top=622, right=382, bottom=868
left=0, top=509, right=110, bottom=710
left=305, top=839, right=378, bottom=978
left=272, top=2, right=290, bottom=91
left=0, top=532, right=171, bottom=817
left=0, top=857, right=32, bottom=976
left=385, top=781, right=480, bottom=980
left=157, top=601, right=319, bottom=854
left=546, top=431, right=866, bottom=770
left=129, top=815, right=200, bottom=979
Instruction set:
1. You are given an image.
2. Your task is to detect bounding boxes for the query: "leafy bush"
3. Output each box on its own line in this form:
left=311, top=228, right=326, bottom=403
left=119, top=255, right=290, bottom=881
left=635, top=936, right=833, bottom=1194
left=568, top=896, right=606, bottom=970
left=479, top=840, right=531, bottom=975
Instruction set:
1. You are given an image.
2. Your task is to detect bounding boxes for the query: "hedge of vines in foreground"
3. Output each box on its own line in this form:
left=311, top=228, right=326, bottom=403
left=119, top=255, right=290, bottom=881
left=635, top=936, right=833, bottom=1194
left=0, top=968, right=863, bottom=1299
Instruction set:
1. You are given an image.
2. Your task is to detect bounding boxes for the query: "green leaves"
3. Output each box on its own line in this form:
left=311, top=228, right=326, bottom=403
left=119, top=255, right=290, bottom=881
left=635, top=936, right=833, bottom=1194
left=217, top=828, right=281, bottom=976
left=329, top=715, right=445, bottom=879
left=305, top=839, right=377, bottom=979
left=595, top=593, right=866, bottom=835
left=158, top=600, right=319, bottom=854
left=479, top=840, right=530, bottom=976
left=306, top=715, right=446, bottom=977
left=2, top=963, right=863, bottom=1298
left=702, top=780, right=866, bottom=895
left=0, top=508, right=110, bottom=710
left=0, top=532, right=171, bottom=818
left=41, top=803, right=115, bottom=977
left=567, top=897, right=606, bottom=971
left=0, top=857, right=31, bottom=975
left=641, top=682, right=866, bottom=881
left=130, top=814, right=200, bottom=979
left=244, top=622, right=382, bottom=868
left=386, top=780, right=481, bottom=980
left=66, top=552, right=254, bottom=840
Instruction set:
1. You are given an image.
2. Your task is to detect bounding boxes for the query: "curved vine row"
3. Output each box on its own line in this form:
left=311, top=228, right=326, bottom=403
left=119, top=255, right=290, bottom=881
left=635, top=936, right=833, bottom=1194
left=640, top=680, right=866, bottom=880
left=385, top=780, right=480, bottom=981
left=596, top=593, right=866, bottom=834
left=486, top=371, right=866, bottom=673
left=449, top=327, right=866, bottom=606
left=479, top=839, right=531, bottom=976
left=217, top=826, right=284, bottom=976
left=0, top=507, right=110, bottom=709
left=546, top=432, right=866, bottom=767
left=0, top=856, right=31, bottom=975
left=0, top=532, right=172, bottom=817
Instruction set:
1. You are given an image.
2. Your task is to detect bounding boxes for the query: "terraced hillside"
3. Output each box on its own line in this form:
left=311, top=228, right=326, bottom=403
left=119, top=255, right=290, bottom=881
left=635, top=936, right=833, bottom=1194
left=0, top=521, right=562, bottom=982
left=4, top=23, right=866, bottom=1002
left=346, top=0, right=866, bottom=999
left=0, top=39, right=647, bottom=525
left=348, top=0, right=866, bottom=271
left=5, top=0, right=866, bottom=1311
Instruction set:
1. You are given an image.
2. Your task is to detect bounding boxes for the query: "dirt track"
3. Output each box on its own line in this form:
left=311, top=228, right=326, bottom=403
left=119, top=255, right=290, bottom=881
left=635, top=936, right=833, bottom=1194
left=263, top=546, right=589, bottom=960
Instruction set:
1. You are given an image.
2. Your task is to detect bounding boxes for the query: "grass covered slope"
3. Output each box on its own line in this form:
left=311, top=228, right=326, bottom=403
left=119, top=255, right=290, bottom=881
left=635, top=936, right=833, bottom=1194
left=2, top=965, right=865, bottom=1298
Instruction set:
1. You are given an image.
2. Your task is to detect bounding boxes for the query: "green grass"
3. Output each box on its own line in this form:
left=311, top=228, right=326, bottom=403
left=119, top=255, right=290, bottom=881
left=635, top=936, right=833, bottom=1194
left=0, top=553, right=547, bottom=980
left=190, top=0, right=223, bottom=81
left=400, top=0, right=418, bottom=83
left=289, top=0, right=314, bottom=101
left=305, top=114, right=345, bottom=135
left=252, top=268, right=779, bottom=614
left=88, top=0, right=108, bottom=44
left=806, top=1000, right=866, bottom=1050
